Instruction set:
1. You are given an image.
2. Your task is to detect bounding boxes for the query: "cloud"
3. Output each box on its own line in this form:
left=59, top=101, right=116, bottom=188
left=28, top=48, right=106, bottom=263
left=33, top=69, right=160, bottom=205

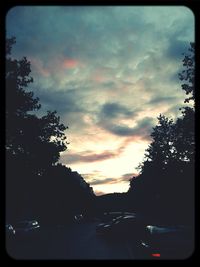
left=165, top=105, right=183, bottom=118
left=96, top=102, right=155, bottom=139
left=6, top=6, right=194, bottom=194
left=94, top=190, right=105, bottom=196
left=90, top=178, right=117, bottom=185
left=62, top=58, right=80, bottom=69
left=121, top=172, right=138, bottom=181
left=7, top=6, right=193, bottom=73
left=34, top=88, right=85, bottom=116
left=60, top=136, right=140, bottom=165
left=30, top=57, right=50, bottom=77
left=101, top=102, right=134, bottom=118
left=101, top=81, right=116, bottom=88
left=98, top=114, right=155, bottom=139
left=84, top=172, right=138, bottom=186
left=60, top=149, right=121, bottom=164
left=167, top=39, right=188, bottom=60
left=148, top=96, right=178, bottom=105
left=108, top=124, right=137, bottom=136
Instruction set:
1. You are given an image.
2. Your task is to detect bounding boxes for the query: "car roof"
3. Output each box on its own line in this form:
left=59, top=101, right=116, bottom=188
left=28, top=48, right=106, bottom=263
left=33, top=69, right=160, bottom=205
left=146, top=225, right=187, bottom=234
left=123, top=215, right=136, bottom=219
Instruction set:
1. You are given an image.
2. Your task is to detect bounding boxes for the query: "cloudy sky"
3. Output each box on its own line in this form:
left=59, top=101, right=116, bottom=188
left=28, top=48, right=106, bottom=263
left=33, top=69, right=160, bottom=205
left=6, top=6, right=194, bottom=195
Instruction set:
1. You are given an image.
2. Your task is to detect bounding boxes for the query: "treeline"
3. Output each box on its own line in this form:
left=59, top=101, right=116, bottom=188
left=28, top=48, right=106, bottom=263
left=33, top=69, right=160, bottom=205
left=6, top=37, right=95, bottom=224
left=128, top=43, right=195, bottom=225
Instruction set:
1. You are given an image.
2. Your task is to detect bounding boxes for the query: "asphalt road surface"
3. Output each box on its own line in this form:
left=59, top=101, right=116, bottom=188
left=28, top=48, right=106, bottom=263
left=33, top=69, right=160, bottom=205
left=6, top=221, right=144, bottom=260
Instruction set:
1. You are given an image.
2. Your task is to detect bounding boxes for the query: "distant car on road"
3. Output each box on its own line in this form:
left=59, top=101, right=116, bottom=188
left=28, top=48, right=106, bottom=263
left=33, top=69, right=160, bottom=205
left=14, top=220, right=40, bottom=233
left=13, top=220, right=40, bottom=240
left=140, top=225, right=194, bottom=259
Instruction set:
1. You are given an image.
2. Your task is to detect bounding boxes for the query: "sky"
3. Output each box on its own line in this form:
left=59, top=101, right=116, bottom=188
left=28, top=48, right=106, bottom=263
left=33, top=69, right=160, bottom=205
left=6, top=6, right=194, bottom=195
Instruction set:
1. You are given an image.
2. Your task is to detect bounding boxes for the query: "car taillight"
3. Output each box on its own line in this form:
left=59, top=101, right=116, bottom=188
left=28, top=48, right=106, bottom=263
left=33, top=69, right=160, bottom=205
left=151, top=253, right=161, bottom=257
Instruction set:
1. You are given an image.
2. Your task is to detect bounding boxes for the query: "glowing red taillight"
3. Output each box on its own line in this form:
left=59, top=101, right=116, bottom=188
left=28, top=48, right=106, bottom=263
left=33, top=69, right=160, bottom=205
left=152, top=253, right=161, bottom=257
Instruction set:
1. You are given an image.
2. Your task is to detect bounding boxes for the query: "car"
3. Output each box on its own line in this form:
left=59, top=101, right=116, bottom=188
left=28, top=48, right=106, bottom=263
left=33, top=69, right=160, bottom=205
left=6, top=224, right=16, bottom=237
left=6, top=224, right=17, bottom=254
left=14, top=220, right=40, bottom=232
left=96, top=222, right=112, bottom=234
left=100, top=212, right=136, bottom=222
left=100, top=212, right=123, bottom=222
left=111, top=215, right=123, bottom=223
left=96, top=215, right=124, bottom=235
left=74, top=214, right=84, bottom=222
left=140, top=225, right=194, bottom=259
left=109, top=215, right=147, bottom=239
left=96, top=213, right=146, bottom=239
left=13, top=220, right=40, bottom=240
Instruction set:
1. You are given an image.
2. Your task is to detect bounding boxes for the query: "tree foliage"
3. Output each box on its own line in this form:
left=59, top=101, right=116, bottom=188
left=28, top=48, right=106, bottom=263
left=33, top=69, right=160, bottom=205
left=6, top=37, right=67, bottom=174
left=6, top=38, right=95, bottom=222
left=179, top=42, right=195, bottom=104
left=140, top=114, right=175, bottom=172
left=129, top=43, right=195, bottom=225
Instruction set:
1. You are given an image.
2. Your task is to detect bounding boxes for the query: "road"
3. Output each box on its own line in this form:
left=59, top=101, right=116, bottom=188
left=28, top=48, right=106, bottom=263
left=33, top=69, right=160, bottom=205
left=7, top=221, right=143, bottom=260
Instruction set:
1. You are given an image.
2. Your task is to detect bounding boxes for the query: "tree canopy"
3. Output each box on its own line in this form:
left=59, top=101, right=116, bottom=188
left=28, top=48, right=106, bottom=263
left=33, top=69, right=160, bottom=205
left=179, top=42, right=195, bottom=104
left=6, top=37, right=95, bottom=222
left=6, top=37, right=68, bottom=174
left=128, top=43, right=195, bottom=225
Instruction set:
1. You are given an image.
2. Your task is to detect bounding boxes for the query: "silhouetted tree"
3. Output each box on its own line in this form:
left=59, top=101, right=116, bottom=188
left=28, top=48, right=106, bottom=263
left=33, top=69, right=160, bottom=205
left=6, top=37, right=67, bottom=220
left=139, top=114, right=175, bottom=173
left=179, top=42, right=195, bottom=104
left=34, top=164, right=95, bottom=224
left=128, top=43, right=195, bottom=225
left=6, top=37, right=95, bottom=222
left=175, top=42, right=195, bottom=164
left=6, top=37, right=67, bottom=174
left=173, top=107, right=194, bottom=164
